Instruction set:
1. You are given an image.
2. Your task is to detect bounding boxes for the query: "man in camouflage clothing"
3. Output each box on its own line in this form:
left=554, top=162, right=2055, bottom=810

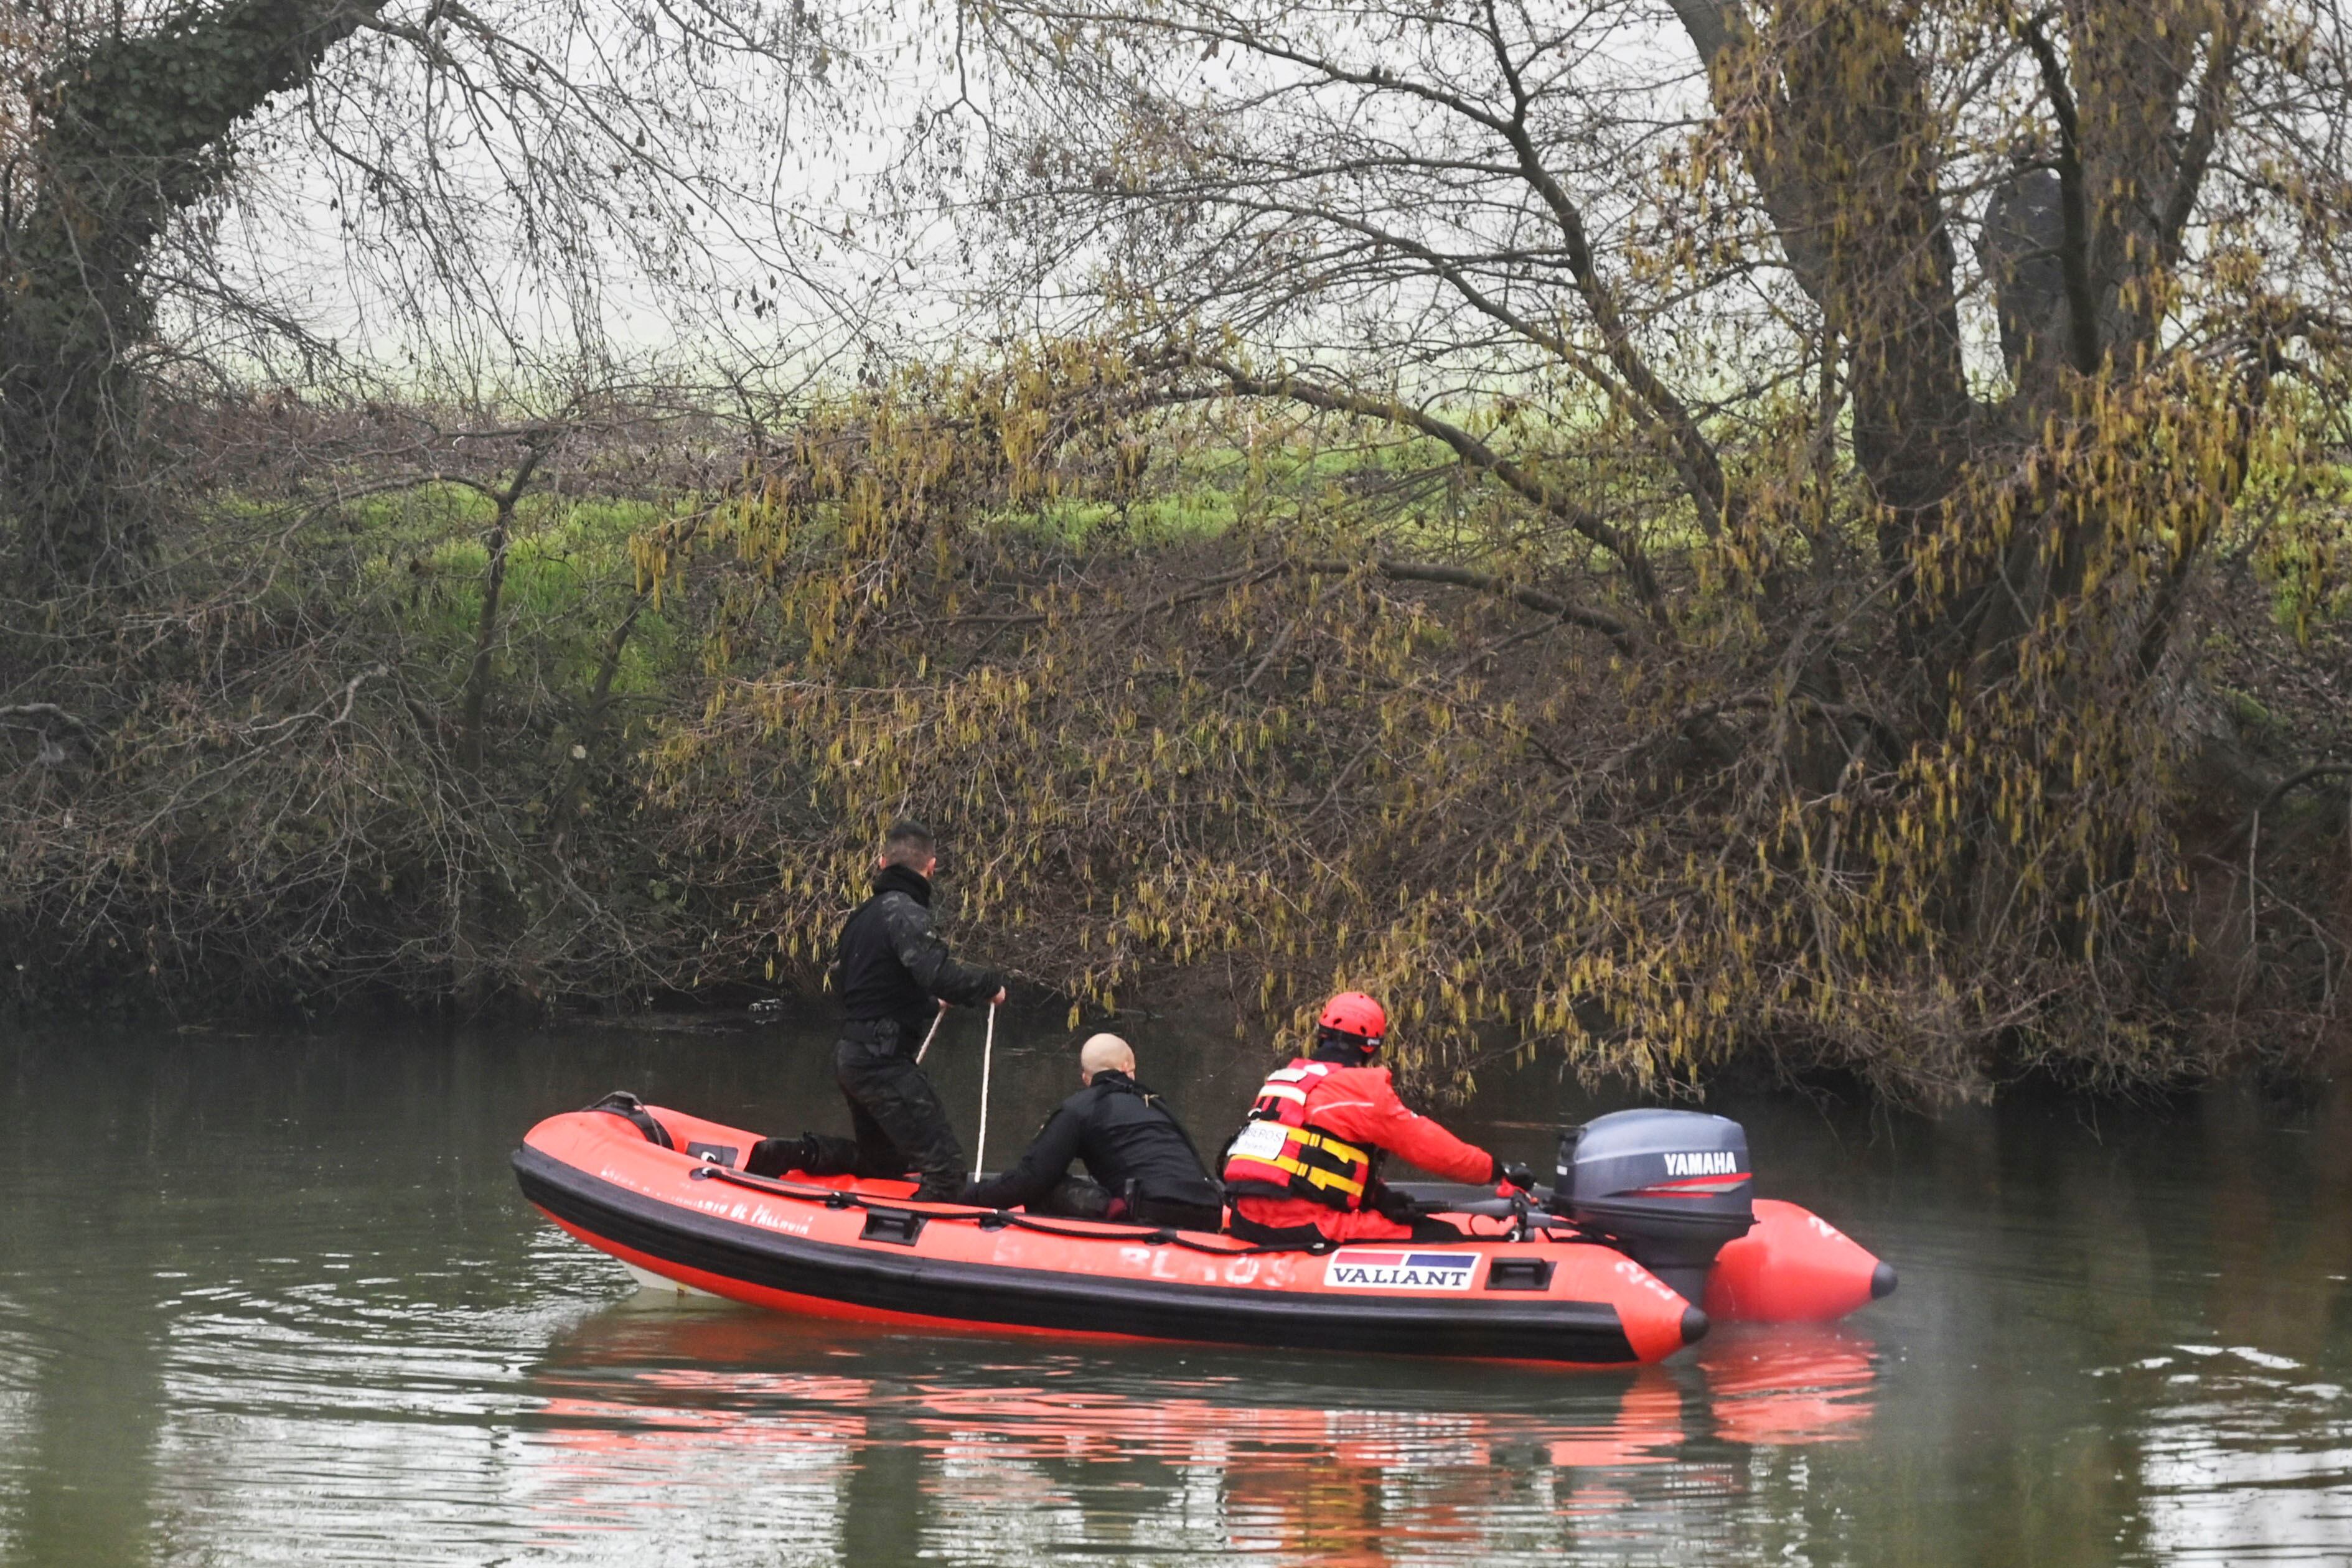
left=749, top=819, right=1005, bottom=1200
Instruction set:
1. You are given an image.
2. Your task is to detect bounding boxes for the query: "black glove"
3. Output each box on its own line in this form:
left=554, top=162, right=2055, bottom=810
left=1369, top=1182, right=1422, bottom=1223
left=1493, top=1158, right=1535, bottom=1192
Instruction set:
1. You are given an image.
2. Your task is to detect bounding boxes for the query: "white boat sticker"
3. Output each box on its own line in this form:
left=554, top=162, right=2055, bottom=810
left=1325, top=1249, right=1479, bottom=1291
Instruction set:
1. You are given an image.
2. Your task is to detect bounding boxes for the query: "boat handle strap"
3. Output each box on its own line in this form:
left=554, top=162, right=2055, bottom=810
left=688, top=1162, right=1329, bottom=1256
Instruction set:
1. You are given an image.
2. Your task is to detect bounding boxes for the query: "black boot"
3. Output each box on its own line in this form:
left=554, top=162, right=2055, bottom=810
left=747, top=1132, right=861, bottom=1178
left=745, top=1136, right=800, bottom=1177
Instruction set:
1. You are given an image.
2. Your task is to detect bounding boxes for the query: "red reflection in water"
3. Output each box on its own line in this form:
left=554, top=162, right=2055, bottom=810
left=1697, top=1326, right=1878, bottom=1445
left=523, top=1314, right=1876, bottom=1562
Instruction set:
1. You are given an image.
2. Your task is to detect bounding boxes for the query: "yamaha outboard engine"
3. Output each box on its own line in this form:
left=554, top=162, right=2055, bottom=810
left=1554, top=1109, right=1756, bottom=1305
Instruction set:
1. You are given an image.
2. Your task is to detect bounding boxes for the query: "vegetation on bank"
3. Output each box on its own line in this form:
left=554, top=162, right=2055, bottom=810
left=2, top=369, right=2348, bottom=1107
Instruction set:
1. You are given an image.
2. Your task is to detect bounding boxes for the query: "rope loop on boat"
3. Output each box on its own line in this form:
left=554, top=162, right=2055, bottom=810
left=684, top=1161, right=1597, bottom=1253
left=688, top=1162, right=1334, bottom=1256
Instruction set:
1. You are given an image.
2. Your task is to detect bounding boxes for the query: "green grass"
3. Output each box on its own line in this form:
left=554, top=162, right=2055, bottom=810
left=308, top=485, right=688, bottom=710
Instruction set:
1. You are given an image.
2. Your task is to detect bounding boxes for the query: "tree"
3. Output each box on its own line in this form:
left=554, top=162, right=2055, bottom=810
left=1, top=0, right=385, bottom=586
left=0, top=0, right=873, bottom=592
left=644, top=0, right=2352, bottom=1094
left=0, top=0, right=876, bottom=1012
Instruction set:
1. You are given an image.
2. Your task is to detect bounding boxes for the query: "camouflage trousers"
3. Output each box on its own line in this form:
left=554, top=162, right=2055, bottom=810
left=800, top=1037, right=966, bottom=1200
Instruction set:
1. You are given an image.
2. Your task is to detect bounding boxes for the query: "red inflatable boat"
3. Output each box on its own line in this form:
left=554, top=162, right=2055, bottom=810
left=513, top=1099, right=1893, bottom=1368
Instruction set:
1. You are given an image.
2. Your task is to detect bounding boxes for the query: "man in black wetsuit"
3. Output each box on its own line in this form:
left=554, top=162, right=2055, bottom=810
left=749, top=819, right=1005, bottom=1200
left=958, top=1034, right=1224, bottom=1232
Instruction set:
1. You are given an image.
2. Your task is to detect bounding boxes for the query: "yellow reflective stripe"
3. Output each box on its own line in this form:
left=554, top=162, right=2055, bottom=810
left=1290, top=1127, right=1370, bottom=1167
left=1267, top=1154, right=1365, bottom=1196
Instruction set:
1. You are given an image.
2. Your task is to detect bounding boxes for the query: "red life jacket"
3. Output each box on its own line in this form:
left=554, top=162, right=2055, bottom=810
left=1220, top=1060, right=1376, bottom=1210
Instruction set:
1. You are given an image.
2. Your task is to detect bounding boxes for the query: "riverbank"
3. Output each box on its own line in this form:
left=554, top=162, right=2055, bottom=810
left=4, top=384, right=2350, bottom=1106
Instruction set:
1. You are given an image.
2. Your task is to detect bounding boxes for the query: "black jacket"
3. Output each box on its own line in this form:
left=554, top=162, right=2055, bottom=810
left=831, top=865, right=1004, bottom=1046
left=963, top=1070, right=1221, bottom=1211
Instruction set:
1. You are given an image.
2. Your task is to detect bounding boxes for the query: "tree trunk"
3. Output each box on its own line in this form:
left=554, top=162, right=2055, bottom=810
left=451, top=446, right=546, bottom=1010
left=0, top=0, right=382, bottom=588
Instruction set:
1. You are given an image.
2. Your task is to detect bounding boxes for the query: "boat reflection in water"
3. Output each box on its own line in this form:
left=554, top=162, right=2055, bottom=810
left=520, top=1302, right=1876, bottom=1564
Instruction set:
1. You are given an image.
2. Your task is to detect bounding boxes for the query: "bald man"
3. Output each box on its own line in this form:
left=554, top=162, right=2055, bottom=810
left=958, top=1034, right=1224, bottom=1231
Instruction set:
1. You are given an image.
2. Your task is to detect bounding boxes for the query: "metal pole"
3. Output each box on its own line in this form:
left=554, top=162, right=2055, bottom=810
left=974, top=1001, right=997, bottom=1177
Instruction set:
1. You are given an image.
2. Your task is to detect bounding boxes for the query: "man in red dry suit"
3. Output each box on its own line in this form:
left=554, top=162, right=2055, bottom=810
left=1220, top=992, right=1533, bottom=1246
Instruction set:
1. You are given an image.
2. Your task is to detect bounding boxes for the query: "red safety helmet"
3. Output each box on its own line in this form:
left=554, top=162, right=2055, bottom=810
left=1318, top=991, right=1387, bottom=1047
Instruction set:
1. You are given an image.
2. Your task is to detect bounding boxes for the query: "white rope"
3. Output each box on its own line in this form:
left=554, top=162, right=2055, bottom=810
left=974, top=1001, right=997, bottom=1177
left=912, top=1001, right=949, bottom=1064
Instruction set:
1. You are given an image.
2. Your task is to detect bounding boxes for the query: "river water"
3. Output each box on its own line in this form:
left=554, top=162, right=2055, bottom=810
left=1, top=1008, right=2348, bottom=1566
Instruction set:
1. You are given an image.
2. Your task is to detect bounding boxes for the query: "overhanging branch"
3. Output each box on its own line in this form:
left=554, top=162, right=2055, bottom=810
left=1293, top=558, right=1639, bottom=656
left=1166, top=350, right=1667, bottom=614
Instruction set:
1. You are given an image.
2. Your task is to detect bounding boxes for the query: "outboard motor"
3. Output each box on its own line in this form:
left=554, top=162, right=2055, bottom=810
left=1554, top=1109, right=1756, bottom=1305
